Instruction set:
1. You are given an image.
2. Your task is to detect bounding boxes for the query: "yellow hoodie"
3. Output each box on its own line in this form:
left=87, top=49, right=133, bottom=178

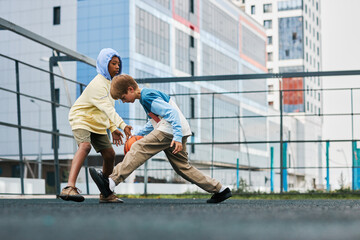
left=68, top=74, right=126, bottom=134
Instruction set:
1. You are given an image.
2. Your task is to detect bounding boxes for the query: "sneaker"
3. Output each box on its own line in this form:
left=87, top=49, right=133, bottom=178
left=89, top=168, right=113, bottom=198
left=59, top=186, right=85, bottom=202
left=99, top=193, right=124, bottom=203
left=207, top=187, right=232, bottom=204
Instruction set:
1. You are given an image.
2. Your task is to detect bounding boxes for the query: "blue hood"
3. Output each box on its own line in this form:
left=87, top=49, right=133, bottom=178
left=96, top=48, right=122, bottom=80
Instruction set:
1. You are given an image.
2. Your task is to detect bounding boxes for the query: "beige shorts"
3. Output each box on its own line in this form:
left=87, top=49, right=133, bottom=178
left=72, top=129, right=112, bottom=152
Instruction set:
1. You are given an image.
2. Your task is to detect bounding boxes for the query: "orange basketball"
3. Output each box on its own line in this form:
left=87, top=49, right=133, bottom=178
left=124, top=135, right=144, bottom=155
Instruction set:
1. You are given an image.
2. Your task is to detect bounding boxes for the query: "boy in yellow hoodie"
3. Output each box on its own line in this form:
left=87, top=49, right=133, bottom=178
left=59, top=48, right=132, bottom=203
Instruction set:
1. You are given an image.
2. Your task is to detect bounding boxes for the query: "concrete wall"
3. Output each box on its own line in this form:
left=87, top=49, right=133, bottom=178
left=0, top=177, right=45, bottom=194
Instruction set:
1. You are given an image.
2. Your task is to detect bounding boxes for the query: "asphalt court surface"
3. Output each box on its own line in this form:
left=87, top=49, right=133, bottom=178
left=1, top=197, right=360, bottom=240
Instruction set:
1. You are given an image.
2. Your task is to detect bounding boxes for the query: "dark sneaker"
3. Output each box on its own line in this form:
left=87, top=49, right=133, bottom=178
left=207, top=187, right=232, bottom=204
left=99, top=193, right=124, bottom=203
left=59, top=186, right=85, bottom=202
left=89, top=168, right=113, bottom=198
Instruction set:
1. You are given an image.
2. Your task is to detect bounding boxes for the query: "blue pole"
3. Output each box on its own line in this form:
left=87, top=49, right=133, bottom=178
left=270, top=147, right=274, bottom=193
left=352, top=141, right=356, bottom=190
left=236, top=158, right=239, bottom=190
left=283, top=142, right=288, bottom=192
left=326, top=141, right=330, bottom=192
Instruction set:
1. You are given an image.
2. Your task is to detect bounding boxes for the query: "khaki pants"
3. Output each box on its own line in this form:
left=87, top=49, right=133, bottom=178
left=110, top=130, right=221, bottom=193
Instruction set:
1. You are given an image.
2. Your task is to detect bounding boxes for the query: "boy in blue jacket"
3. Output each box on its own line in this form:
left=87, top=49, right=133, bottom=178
left=89, top=74, right=232, bottom=203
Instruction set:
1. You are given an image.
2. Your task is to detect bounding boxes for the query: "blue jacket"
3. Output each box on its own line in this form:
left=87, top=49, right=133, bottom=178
left=136, top=88, right=192, bottom=142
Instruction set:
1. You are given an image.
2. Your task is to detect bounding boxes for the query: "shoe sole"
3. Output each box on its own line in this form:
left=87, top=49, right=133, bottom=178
left=207, top=191, right=232, bottom=204
left=89, top=168, right=112, bottom=198
left=59, top=194, right=85, bottom=202
left=99, top=199, right=124, bottom=203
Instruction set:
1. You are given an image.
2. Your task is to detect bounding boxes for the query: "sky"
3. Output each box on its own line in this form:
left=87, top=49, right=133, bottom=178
left=321, top=0, right=360, bottom=188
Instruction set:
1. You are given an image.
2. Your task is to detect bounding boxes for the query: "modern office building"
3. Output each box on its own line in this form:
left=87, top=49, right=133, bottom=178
left=232, top=0, right=324, bottom=189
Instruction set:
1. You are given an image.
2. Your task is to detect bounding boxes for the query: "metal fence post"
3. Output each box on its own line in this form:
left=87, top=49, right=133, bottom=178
left=15, top=61, right=25, bottom=195
left=49, top=57, right=60, bottom=196
left=280, top=89, right=284, bottom=193
left=211, top=93, right=215, bottom=178
left=236, top=158, right=239, bottom=189
left=270, top=147, right=274, bottom=193
left=326, top=141, right=330, bottom=192
left=144, top=160, right=148, bottom=195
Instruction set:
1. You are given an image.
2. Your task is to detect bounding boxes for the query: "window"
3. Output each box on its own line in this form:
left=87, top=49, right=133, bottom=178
left=285, top=50, right=290, bottom=57
left=190, top=36, right=194, bottom=48
left=190, top=60, right=194, bottom=76
left=307, top=101, right=309, bottom=111
left=267, top=52, right=273, bottom=61
left=305, top=4, right=307, bottom=13
left=263, top=4, right=272, bottom=13
left=292, top=32, right=297, bottom=41
left=264, top=20, right=272, bottom=29
left=318, top=92, right=320, bottom=101
left=190, top=97, right=195, bottom=118
left=251, top=5, right=255, bottom=14
left=267, top=36, right=273, bottom=45
left=190, top=0, right=194, bottom=13
left=317, top=32, right=319, bottom=40
left=53, top=6, right=61, bottom=25
left=55, top=88, right=60, bottom=107
left=268, top=84, right=274, bottom=94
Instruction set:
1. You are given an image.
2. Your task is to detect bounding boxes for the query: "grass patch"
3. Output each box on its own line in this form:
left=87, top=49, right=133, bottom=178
left=117, top=189, right=360, bottom=200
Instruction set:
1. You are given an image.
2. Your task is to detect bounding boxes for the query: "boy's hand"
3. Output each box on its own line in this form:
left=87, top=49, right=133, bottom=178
left=170, top=140, right=182, bottom=154
left=124, top=125, right=133, bottom=140
left=112, top=129, right=124, bottom=146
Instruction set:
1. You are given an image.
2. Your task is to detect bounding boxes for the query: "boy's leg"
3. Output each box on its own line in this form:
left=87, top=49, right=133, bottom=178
left=60, top=129, right=92, bottom=202
left=92, top=133, right=123, bottom=203
left=109, top=130, right=170, bottom=185
left=164, top=137, right=222, bottom=194
left=91, top=132, right=114, bottom=177
left=67, top=142, right=91, bottom=187
left=99, top=147, right=115, bottom=178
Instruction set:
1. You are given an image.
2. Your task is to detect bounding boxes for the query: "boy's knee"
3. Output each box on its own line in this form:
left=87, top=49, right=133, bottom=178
left=79, top=142, right=91, bottom=153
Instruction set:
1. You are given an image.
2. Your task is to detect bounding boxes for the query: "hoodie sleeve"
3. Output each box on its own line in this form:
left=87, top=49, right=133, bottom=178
left=150, top=97, right=183, bottom=142
left=87, top=80, right=127, bottom=131
left=135, top=120, right=154, bottom=136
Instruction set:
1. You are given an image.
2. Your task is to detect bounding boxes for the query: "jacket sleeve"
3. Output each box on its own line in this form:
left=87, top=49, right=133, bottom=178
left=135, top=120, right=154, bottom=136
left=150, top=97, right=183, bottom=142
left=87, top=82, right=127, bottom=131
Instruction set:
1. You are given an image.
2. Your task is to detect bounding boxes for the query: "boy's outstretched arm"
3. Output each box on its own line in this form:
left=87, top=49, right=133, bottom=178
left=135, top=120, right=154, bottom=136
left=88, top=85, right=128, bottom=131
